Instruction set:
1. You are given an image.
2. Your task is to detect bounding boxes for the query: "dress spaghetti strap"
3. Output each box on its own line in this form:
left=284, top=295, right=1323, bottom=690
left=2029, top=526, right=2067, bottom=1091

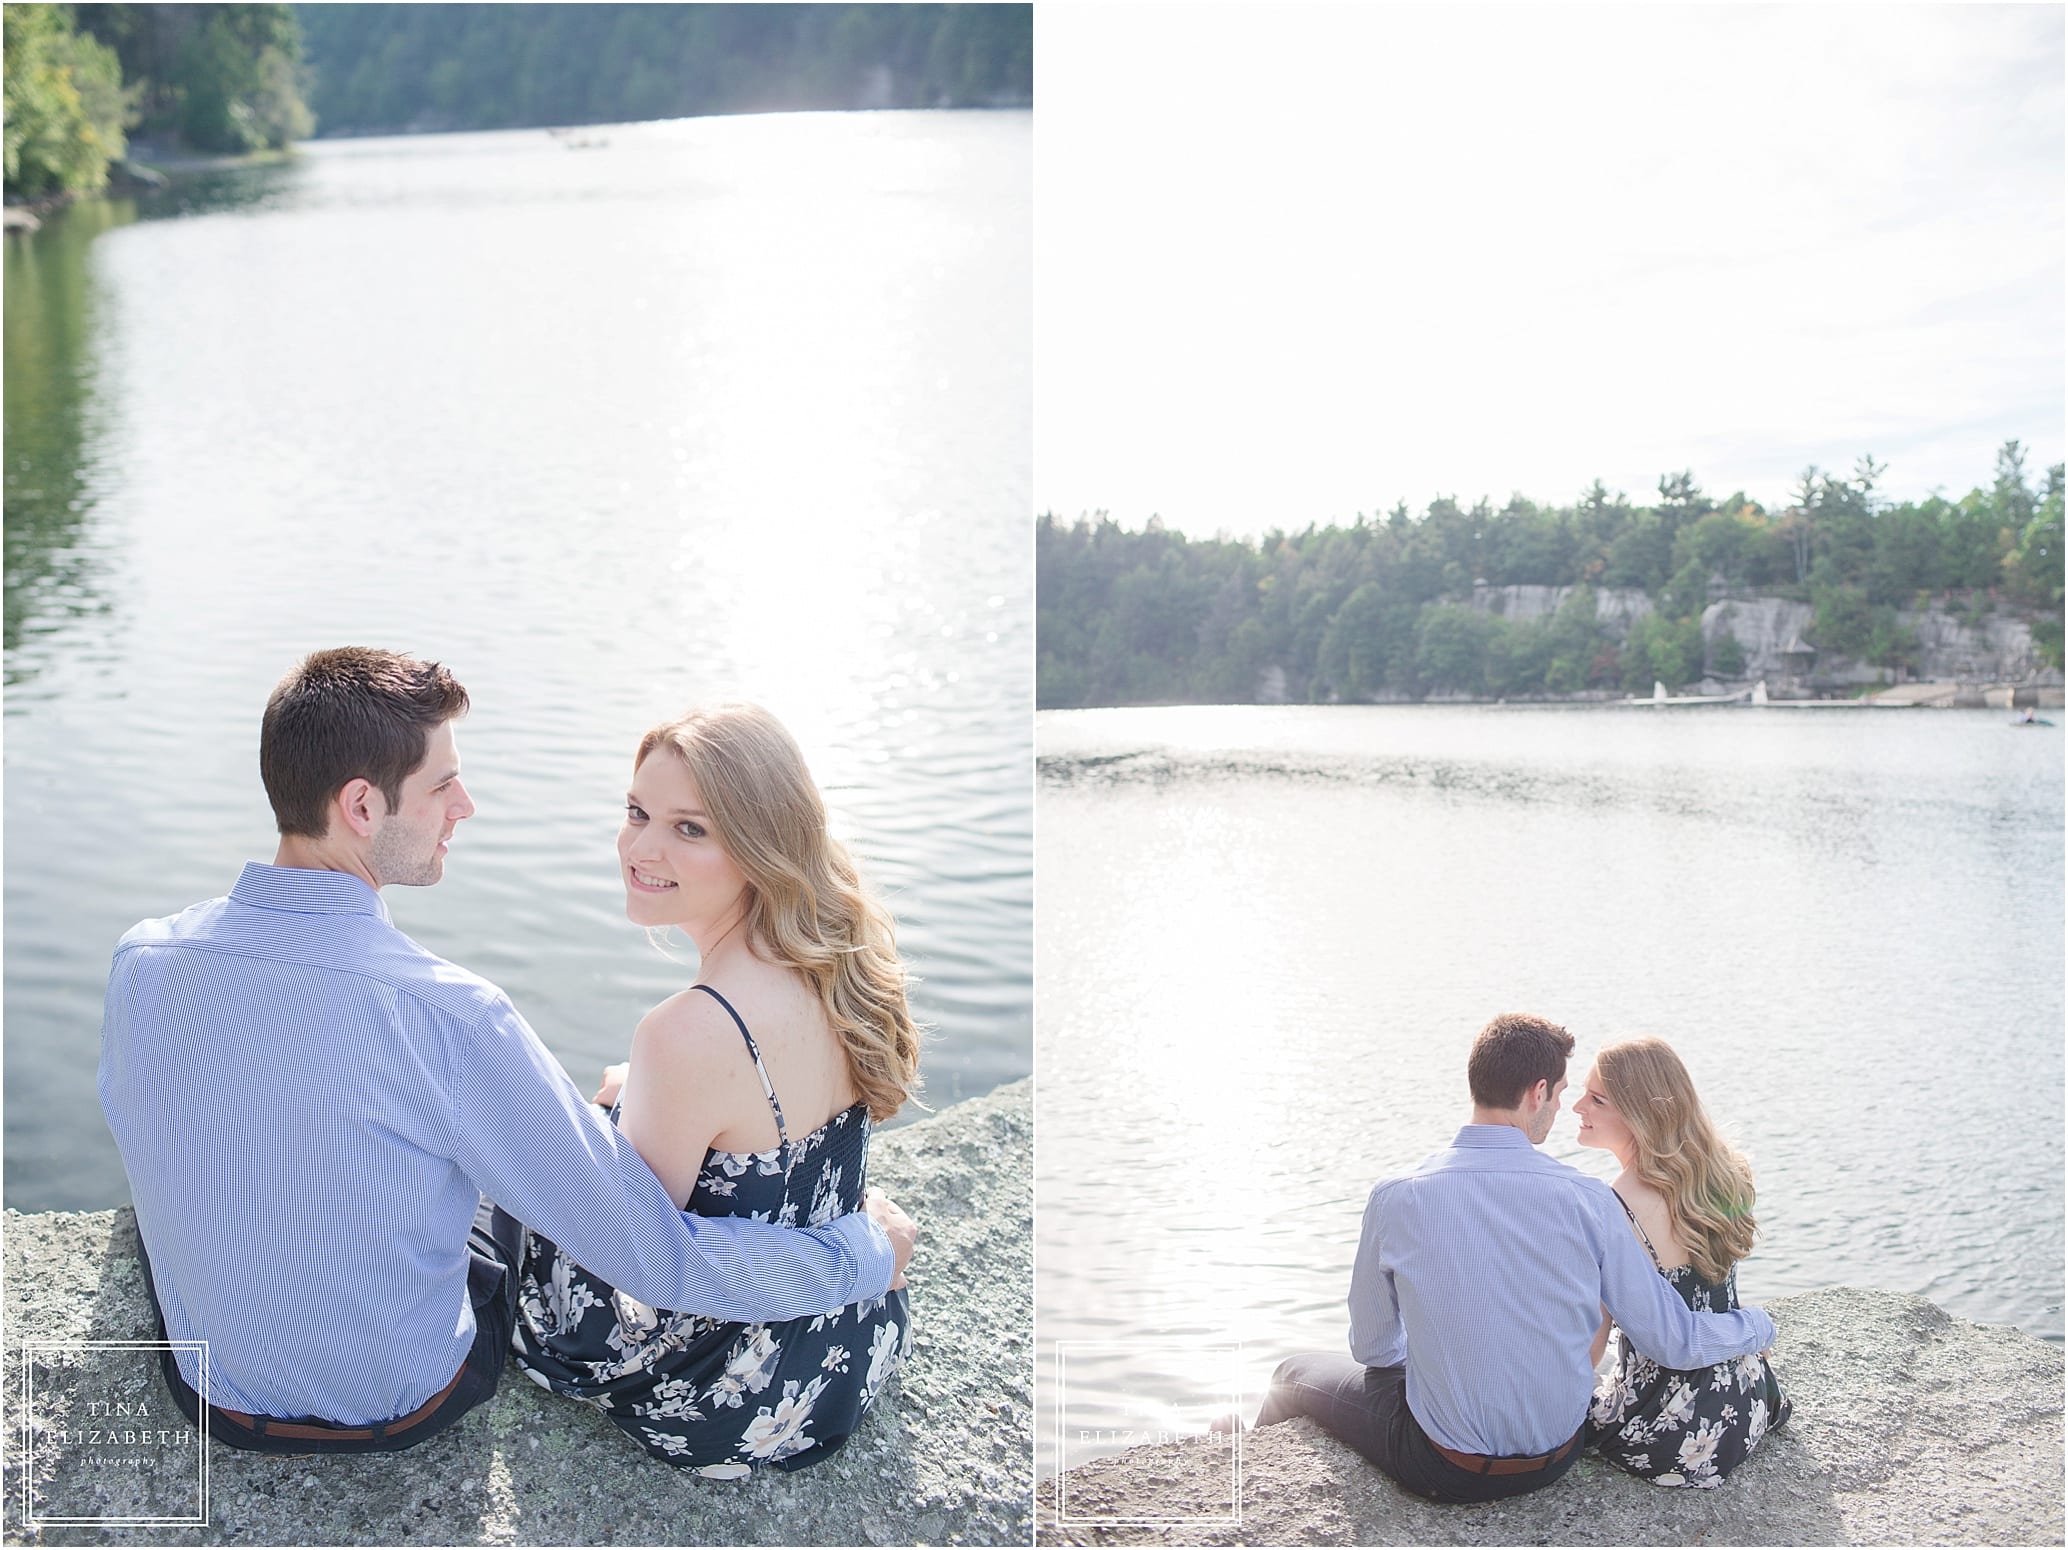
left=1610, top=1186, right=1662, bottom=1270
left=691, top=984, right=791, bottom=1153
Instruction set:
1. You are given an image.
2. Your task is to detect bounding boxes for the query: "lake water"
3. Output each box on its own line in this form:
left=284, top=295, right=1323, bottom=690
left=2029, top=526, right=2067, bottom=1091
left=1035, top=703, right=2062, bottom=1476
left=4, top=111, right=1031, bottom=1210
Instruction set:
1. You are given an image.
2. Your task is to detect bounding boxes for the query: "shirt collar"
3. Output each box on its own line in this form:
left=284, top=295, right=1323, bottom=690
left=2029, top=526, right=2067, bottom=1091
left=230, top=862, right=391, bottom=923
left=1452, top=1123, right=1536, bottom=1150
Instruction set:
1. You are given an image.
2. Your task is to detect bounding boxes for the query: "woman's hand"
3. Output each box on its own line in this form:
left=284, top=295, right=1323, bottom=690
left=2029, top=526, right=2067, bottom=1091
left=865, top=1188, right=918, bottom=1290
left=593, top=1062, right=629, bottom=1108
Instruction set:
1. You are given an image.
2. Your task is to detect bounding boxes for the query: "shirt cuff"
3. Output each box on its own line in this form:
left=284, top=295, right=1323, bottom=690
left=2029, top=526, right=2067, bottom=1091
left=830, top=1209, right=896, bottom=1302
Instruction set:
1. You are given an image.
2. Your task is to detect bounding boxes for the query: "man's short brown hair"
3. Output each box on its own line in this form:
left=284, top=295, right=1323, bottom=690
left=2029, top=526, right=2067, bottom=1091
left=261, top=649, right=469, bottom=838
left=1467, top=1012, right=1575, bottom=1109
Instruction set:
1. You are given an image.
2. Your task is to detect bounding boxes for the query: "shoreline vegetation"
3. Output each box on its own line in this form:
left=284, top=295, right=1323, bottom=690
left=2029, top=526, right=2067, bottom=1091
left=1038, top=449, right=2064, bottom=711
left=6, top=3, right=1032, bottom=217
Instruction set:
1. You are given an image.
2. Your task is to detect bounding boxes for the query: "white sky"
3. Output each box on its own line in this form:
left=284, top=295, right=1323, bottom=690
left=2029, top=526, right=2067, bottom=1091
left=1035, top=3, right=2064, bottom=536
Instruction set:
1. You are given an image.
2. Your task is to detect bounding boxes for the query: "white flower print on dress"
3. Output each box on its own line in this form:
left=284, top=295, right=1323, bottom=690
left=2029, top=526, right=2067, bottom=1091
left=1591, top=1359, right=1639, bottom=1425
left=704, top=1326, right=781, bottom=1410
left=822, top=1345, right=850, bottom=1373
left=809, top=1164, right=844, bottom=1227
left=635, top=1374, right=707, bottom=1423
left=862, top=1319, right=904, bottom=1402
left=739, top=1376, right=828, bottom=1462
left=1675, top=1419, right=1726, bottom=1486
left=607, top=1290, right=663, bottom=1349
left=1747, top=1396, right=1770, bottom=1444
left=641, top=1428, right=693, bottom=1457
left=540, top=1252, right=603, bottom=1334
left=1655, top=1379, right=1699, bottom=1430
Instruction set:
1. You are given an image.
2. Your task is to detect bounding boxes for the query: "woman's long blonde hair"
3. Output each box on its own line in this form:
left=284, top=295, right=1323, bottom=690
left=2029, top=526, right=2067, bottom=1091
left=1597, top=1037, right=1757, bottom=1283
left=639, top=704, right=920, bottom=1122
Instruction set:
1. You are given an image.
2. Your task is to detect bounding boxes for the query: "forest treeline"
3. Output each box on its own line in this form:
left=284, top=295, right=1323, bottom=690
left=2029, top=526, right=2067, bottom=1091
left=296, top=5, right=1031, bottom=135
left=1038, top=444, right=2066, bottom=708
left=5, top=3, right=1029, bottom=198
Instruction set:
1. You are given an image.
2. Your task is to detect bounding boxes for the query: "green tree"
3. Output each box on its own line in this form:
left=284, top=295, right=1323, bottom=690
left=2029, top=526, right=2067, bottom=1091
left=1619, top=613, right=1703, bottom=692
left=3, top=5, right=128, bottom=197
left=2001, top=457, right=2062, bottom=612
left=1810, top=582, right=1872, bottom=659
left=1415, top=606, right=1496, bottom=696
left=175, top=6, right=311, bottom=150
left=77, top=4, right=311, bottom=151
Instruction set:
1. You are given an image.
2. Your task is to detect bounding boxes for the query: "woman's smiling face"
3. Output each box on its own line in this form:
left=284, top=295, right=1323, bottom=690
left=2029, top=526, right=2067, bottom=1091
left=618, top=751, right=750, bottom=934
left=1574, top=1063, right=1636, bottom=1157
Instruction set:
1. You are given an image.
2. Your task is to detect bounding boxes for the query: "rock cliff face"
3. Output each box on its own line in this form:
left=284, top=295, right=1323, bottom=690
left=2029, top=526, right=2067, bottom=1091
left=2, top=1078, right=1031, bottom=1547
left=1037, top=1288, right=2062, bottom=1547
left=1702, top=598, right=2061, bottom=689
left=1469, top=584, right=1655, bottom=634
left=1461, top=586, right=2059, bottom=691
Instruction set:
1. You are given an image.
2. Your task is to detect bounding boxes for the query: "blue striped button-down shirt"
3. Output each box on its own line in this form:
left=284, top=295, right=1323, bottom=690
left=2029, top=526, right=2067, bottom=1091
left=1347, top=1124, right=1775, bottom=1458
left=98, top=863, right=893, bottom=1426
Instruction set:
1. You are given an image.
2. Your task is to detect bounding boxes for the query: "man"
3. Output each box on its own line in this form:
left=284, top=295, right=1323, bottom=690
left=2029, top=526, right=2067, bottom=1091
left=1253, top=1012, right=1773, bottom=1503
left=98, top=647, right=917, bottom=1454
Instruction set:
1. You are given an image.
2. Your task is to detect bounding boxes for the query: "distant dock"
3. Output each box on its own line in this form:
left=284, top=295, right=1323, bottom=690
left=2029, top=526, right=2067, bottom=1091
left=1617, top=680, right=2063, bottom=710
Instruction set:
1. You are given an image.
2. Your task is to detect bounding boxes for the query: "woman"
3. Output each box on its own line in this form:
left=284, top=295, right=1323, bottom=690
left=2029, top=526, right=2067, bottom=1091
left=1574, top=1037, right=1790, bottom=1488
left=508, top=703, right=920, bottom=1476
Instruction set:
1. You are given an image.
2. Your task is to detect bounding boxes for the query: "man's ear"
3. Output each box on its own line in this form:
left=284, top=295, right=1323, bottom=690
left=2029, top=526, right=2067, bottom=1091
left=1526, top=1077, right=1549, bottom=1110
left=334, top=778, right=382, bottom=840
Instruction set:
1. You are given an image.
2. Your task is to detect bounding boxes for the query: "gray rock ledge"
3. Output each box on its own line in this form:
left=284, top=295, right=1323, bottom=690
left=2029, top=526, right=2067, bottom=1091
left=3, top=1076, right=1030, bottom=1546
left=1038, top=1288, right=2062, bottom=1547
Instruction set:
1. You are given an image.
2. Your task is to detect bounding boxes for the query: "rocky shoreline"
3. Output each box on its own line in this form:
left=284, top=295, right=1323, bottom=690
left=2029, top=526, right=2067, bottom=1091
left=1038, top=1287, right=2063, bottom=1547
left=2, top=1077, right=1031, bottom=1546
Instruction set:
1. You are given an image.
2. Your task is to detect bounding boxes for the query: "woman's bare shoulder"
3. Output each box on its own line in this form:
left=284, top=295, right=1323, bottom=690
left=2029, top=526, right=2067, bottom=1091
left=1611, top=1170, right=1666, bottom=1211
left=632, top=988, right=749, bottom=1066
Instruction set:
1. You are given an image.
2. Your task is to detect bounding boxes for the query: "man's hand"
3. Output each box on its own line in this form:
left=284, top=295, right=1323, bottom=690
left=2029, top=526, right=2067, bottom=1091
left=593, top=1062, right=628, bottom=1109
left=865, top=1187, right=917, bottom=1290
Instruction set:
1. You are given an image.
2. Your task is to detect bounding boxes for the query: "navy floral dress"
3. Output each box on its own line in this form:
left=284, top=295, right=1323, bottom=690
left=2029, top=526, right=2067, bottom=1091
left=509, top=985, right=911, bottom=1476
left=1587, top=1191, right=1790, bottom=1488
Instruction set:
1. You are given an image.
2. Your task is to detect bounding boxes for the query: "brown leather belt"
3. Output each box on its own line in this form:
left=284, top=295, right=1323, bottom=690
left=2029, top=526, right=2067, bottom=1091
left=210, top=1362, right=466, bottom=1443
left=1432, top=1424, right=1584, bottom=1476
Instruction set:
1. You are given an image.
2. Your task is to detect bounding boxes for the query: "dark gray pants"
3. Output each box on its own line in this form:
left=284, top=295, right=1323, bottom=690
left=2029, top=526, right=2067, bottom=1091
left=1254, top=1351, right=1582, bottom=1504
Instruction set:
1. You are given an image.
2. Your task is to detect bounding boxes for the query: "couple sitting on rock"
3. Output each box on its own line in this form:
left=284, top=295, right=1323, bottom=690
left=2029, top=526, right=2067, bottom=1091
left=1254, top=1014, right=1791, bottom=1499
left=99, top=647, right=921, bottom=1474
